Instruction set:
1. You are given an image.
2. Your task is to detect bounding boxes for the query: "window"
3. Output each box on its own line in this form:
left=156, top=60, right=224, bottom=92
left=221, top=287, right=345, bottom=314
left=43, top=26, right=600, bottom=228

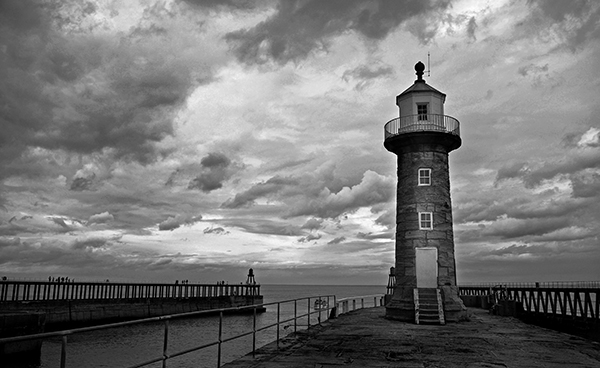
left=417, top=103, right=428, bottom=121
left=418, top=168, right=431, bottom=186
left=419, top=212, right=433, bottom=230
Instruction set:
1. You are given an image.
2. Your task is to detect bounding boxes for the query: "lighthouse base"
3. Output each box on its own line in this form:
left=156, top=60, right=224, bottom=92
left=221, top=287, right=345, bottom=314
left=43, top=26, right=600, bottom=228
left=440, top=285, right=468, bottom=322
left=385, top=286, right=467, bottom=323
left=385, top=286, right=415, bottom=322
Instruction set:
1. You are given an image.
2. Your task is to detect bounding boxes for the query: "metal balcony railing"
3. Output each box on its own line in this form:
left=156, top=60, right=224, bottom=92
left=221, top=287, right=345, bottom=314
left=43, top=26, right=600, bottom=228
left=384, top=114, right=460, bottom=140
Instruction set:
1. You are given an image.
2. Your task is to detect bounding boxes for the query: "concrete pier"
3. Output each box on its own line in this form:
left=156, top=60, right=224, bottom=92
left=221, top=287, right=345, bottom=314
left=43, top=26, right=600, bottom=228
left=0, top=312, right=45, bottom=362
left=1, top=295, right=263, bottom=331
left=223, top=307, right=600, bottom=367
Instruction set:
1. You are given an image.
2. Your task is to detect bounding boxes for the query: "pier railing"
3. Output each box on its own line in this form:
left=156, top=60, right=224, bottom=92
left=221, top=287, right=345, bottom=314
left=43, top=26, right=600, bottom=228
left=0, top=280, right=260, bottom=302
left=0, top=294, right=384, bottom=368
left=459, top=285, right=599, bottom=324
left=460, top=281, right=600, bottom=289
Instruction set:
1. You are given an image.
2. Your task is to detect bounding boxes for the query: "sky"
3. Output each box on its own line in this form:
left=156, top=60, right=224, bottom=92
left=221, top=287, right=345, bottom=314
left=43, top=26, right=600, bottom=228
left=1, top=0, right=599, bottom=286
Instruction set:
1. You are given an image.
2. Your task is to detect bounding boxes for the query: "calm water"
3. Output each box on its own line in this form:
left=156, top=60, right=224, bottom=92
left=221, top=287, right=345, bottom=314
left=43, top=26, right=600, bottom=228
left=7, top=284, right=385, bottom=368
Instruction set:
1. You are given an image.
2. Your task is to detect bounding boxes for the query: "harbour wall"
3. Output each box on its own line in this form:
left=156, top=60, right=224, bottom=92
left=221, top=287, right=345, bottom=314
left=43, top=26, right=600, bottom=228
left=1, top=295, right=264, bottom=331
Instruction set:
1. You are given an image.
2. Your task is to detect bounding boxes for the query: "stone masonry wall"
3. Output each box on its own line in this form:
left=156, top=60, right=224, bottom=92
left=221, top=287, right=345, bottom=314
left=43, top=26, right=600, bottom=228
left=395, top=143, right=457, bottom=289
left=386, top=140, right=465, bottom=321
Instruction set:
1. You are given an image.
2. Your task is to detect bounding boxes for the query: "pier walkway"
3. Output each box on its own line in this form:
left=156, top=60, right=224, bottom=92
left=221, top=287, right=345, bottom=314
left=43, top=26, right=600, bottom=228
left=223, top=307, right=600, bottom=368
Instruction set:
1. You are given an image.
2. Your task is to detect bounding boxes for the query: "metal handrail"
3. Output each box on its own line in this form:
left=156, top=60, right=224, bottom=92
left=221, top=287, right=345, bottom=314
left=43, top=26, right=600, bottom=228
left=384, top=114, right=460, bottom=140
left=0, top=294, right=385, bottom=368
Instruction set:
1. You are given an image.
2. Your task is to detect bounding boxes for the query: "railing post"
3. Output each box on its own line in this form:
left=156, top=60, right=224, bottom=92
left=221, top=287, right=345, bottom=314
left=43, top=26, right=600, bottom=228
left=60, top=335, right=67, bottom=368
left=276, top=302, right=280, bottom=350
left=162, top=319, right=169, bottom=368
left=217, top=311, right=223, bottom=368
left=333, top=295, right=337, bottom=318
left=318, top=298, right=322, bottom=325
left=307, top=298, right=311, bottom=328
left=294, top=299, right=297, bottom=333
left=252, top=306, right=257, bottom=357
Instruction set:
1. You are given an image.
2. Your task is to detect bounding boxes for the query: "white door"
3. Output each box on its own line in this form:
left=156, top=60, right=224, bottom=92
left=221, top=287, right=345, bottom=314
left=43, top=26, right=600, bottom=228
left=416, top=247, right=438, bottom=288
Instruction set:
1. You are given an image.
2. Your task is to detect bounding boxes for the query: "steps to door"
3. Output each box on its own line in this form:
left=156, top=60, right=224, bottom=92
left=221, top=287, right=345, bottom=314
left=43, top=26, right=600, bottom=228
left=414, top=288, right=445, bottom=325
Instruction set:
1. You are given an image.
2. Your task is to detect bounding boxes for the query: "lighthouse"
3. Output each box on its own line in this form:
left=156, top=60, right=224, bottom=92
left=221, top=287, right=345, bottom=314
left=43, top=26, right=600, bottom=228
left=384, top=62, right=466, bottom=323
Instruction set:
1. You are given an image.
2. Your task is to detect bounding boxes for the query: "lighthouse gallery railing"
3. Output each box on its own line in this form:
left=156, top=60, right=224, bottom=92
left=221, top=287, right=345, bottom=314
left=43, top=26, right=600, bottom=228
left=384, top=114, right=460, bottom=140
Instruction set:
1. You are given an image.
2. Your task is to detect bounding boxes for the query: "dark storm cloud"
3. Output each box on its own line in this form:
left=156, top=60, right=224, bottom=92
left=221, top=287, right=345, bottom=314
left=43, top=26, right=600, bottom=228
left=298, top=233, right=321, bottom=243
left=571, top=173, right=600, bottom=198
left=215, top=218, right=304, bottom=236
left=285, top=171, right=394, bottom=219
left=316, top=239, right=390, bottom=255
left=1, top=215, right=72, bottom=236
left=526, top=0, right=600, bottom=50
left=88, top=212, right=114, bottom=224
left=494, top=128, right=600, bottom=189
left=70, top=175, right=96, bottom=191
left=342, top=65, right=394, bottom=80
left=523, top=153, right=599, bottom=189
left=301, top=218, right=323, bottom=231
left=0, top=0, right=212, bottom=184
left=327, top=236, right=346, bottom=245
left=221, top=175, right=298, bottom=208
left=203, top=227, right=229, bottom=235
left=488, top=243, right=545, bottom=257
left=0, top=237, right=21, bottom=248
left=342, top=64, right=394, bottom=90
left=158, top=214, right=203, bottom=231
left=357, top=231, right=390, bottom=240
left=517, top=63, right=549, bottom=77
left=200, top=152, right=231, bottom=168
left=226, top=0, right=451, bottom=64
left=495, top=162, right=528, bottom=183
left=222, top=170, right=393, bottom=219
left=481, top=217, right=570, bottom=239
left=0, top=237, right=121, bottom=271
left=71, top=237, right=111, bottom=250
left=455, top=195, right=585, bottom=224
left=181, top=0, right=259, bottom=10
left=466, top=16, right=477, bottom=41
left=374, top=209, right=395, bottom=231
left=188, top=153, right=235, bottom=192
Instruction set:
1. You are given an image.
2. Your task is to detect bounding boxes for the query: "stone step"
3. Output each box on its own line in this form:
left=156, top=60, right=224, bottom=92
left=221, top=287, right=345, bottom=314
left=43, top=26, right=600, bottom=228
left=414, top=288, right=444, bottom=325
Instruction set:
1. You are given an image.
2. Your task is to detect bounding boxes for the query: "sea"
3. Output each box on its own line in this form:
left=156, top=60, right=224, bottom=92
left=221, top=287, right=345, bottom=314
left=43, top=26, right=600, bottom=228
left=6, top=284, right=386, bottom=368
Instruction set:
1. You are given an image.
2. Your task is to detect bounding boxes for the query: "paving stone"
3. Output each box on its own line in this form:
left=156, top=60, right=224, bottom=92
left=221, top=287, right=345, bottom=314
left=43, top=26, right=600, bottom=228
left=222, top=307, right=600, bottom=368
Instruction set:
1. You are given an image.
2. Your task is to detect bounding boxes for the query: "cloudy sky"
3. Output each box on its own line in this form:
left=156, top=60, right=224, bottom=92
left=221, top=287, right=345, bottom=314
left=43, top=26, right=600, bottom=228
left=1, top=0, right=599, bottom=285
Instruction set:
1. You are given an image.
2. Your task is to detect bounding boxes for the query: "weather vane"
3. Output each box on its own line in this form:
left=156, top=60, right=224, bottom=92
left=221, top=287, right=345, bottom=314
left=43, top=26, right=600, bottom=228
left=427, top=51, right=431, bottom=77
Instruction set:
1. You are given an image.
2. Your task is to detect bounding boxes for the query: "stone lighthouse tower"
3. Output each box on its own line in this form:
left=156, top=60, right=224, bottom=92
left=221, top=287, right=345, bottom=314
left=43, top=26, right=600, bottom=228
left=384, top=62, right=466, bottom=323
